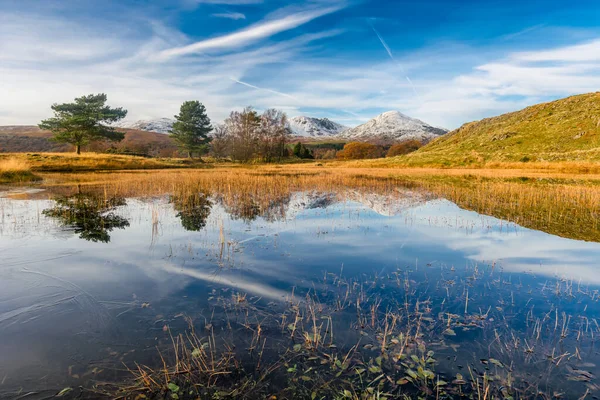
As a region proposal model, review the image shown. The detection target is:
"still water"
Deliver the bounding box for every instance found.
[1,185,599,399]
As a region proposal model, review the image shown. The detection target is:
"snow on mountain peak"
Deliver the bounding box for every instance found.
[114,118,175,134]
[289,116,349,137]
[341,111,447,142]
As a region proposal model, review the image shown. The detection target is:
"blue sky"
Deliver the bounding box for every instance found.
[0,0,599,129]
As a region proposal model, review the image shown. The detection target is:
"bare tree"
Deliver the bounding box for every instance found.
[224,107,261,163]
[210,124,230,160]
[258,108,291,162]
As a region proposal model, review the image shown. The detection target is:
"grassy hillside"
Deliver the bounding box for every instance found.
[380,92,600,166]
[0,126,179,156]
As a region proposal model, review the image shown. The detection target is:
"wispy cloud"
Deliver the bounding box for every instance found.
[230,78,300,101]
[0,2,599,131]
[212,12,246,20]
[368,20,420,99]
[156,4,345,60]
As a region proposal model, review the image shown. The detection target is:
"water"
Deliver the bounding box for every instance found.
[1,185,599,399]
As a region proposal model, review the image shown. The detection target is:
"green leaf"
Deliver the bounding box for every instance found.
[167,382,180,393]
[191,348,201,358]
[489,358,504,368]
[57,387,72,397]
[293,344,302,352]
[406,369,418,379]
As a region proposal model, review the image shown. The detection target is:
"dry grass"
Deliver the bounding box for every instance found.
[0,157,40,183]
[0,152,209,172]
[0,157,30,172]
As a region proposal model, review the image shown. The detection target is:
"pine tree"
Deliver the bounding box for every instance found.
[293,142,303,158]
[38,93,127,154]
[170,101,213,158]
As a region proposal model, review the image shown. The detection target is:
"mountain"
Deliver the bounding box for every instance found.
[113,118,174,134]
[395,92,600,165]
[0,126,179,156]
[289,116,348,138]
[340,111,447,142]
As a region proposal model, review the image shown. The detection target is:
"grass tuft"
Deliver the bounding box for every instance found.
[0,157,41,183]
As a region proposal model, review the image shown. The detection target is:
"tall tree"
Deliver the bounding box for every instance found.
[38,93,127,154]
[258,109,291,162]
[224,107,261,163]
[170,101,213,158]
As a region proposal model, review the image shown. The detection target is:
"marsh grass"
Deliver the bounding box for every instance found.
[0,157,41,183]
[0,152,211,172]
[10,165,600,399]
[36,165,600,242]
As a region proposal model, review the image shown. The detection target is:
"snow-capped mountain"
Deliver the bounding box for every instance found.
[114,118,174,134]
[289,116,348,137]
[340,111,447,142]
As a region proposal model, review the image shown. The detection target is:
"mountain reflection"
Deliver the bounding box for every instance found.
[171,192,212,231]
[43,192,130,242]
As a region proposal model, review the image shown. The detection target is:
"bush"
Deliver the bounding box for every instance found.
[336,142,385,160]
[386,140,423,157]
[313,148,337,159]
[292,142,313,159]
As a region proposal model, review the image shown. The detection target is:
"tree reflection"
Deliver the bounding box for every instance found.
[43,192,130,243]
[171,192,212,231]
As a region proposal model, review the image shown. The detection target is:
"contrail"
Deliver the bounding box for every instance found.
[230,78,300,101]
[230,78,363,124]
[368,20,420,99]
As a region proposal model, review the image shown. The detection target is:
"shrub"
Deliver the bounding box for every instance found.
[386,140,423,157]
[336,142,384,160]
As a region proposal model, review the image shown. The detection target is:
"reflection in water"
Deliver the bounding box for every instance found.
[171,192,212,231]
[43,192,130,242]
[1,179,600,398]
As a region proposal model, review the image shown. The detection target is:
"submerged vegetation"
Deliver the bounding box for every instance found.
[88,265,600,399]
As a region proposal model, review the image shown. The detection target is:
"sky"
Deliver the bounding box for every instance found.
[0,0,599,129]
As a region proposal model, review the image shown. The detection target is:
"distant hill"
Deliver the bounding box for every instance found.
[396,92,600,165]
[340,111,447,143]
[113,118,174,134]
[0,126,180,156]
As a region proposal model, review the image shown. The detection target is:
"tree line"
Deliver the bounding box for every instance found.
[38,93,296,161]
[38,93,423,161]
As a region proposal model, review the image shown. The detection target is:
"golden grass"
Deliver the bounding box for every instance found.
[0,157,30,172]
[0,157,40,183]
[0,152,210,172]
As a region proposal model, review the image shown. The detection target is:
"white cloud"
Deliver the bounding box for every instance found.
[0,5,599,130]
[212,12,246,20]
[156,4,345,60]
[513,39,600,62]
